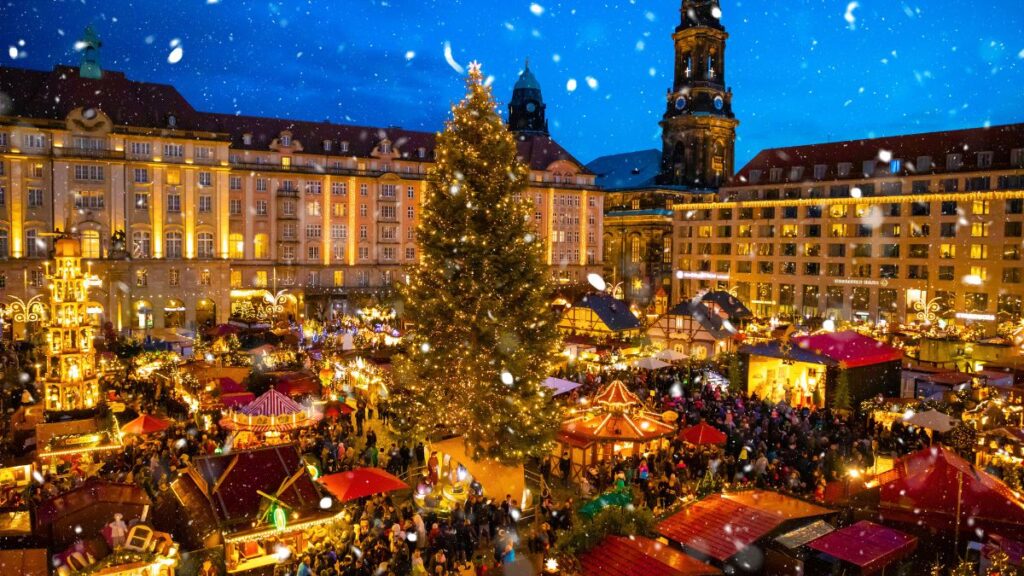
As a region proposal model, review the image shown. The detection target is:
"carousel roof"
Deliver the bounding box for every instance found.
[241,388,305,417]
[594,380,642,408]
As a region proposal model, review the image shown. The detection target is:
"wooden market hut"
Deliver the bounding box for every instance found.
[219,388,321,448]
[740,331,902,409]
[157,445,340,574]
[699,290,753,328]
[558,292,641,340]
[647,300,737,360]
[35,479,152,550]
[557,380,676,480]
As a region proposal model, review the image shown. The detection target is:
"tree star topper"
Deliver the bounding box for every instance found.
[467,60,483,77]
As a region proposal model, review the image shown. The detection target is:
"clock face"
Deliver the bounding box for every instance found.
[714,95,725,110]
[674,96,687,111]
[526,102,537,113]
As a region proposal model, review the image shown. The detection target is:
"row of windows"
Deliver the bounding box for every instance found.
[688,256,1022,282]
[747,151,1024,185]
[694,199,1022,224]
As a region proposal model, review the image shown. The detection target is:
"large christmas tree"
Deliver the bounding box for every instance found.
[392,63,562,465]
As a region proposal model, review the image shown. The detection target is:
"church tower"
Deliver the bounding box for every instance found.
[78,25,103,80]
[507,60,549,135]
[658,0,738,188]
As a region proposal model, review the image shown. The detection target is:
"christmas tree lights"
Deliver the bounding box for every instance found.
[391,62,562,465]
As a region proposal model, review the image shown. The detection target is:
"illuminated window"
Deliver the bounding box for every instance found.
[230,269,241,288]
[940,244,956,259]
[197,232,215,258]
[971,223,990,238]
[229,233,244,259]
[253,233,269,259]
[630,236,641,263]
[971,244,989,259]
[333,270,345,287]
[254,270,268,287]
[81,230,100,259]
[165,232,183,259]
[973,200,990,215]
[829,204,848,218]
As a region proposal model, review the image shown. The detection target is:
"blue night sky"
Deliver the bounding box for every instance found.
[2,0,1022,167]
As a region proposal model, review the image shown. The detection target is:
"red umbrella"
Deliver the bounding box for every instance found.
[324,402,354,419]
[121,414,172,435]
[319,468,409,502]
[679,422,727,445]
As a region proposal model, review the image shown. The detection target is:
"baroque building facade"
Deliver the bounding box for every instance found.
[0,35,601,333]
[589,0,737,307]
[672,124,1024,325]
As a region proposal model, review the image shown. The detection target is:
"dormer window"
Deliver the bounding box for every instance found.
[242,133,253,146]
[916,155,932,171]
[380,140,392,154]
[889,159,902,174]
[947,153,962,170]
[417,147,426,159]
[976,151,993,168]
[1011,149,1024,167]
[769,168,783,183]
[837,162,852,177]
[340,141,349,153]
[789,166,804,181]
[862,160,876,177]
[167,114,176,128]
[813,164,827,180]
[323,139,332,152]
[748,169,762,184]
[280,134,292,147]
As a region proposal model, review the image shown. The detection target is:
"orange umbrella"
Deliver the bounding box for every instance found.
[319,468,409,502]
[120,414,172,435]
[679,422,727,445]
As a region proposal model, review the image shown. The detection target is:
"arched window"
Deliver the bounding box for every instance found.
[165,231,182,259]
[229,233,244,259]
[81,230,101,259]
[630,235,642,263]
[197,232,215,259]
[253,233,269,259]
[132,231,151,258]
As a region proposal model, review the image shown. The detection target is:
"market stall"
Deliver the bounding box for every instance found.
[557,380,677,481]
[805,521,917,575]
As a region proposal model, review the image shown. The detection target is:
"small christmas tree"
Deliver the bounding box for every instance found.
[392,62,562,465]
[831,368,852,412]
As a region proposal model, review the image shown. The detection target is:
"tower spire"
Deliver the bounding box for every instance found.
[507,59,548,136]
[78,25,103,79]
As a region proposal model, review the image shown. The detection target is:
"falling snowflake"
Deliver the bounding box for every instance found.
[585,76,599,89]
[529,3,544,16]
[405,50,416,61]
[586,273,606,291]
[443,41,463,73]
[566,78,578,92]
[844,1,859,29]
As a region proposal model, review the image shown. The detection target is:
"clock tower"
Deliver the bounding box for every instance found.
[658,0,738,188]
[508,60,549,135]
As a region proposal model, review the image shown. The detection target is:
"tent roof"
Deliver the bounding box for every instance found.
[240,388,305,416]
[792,331,903,368]
[679,422,728,445]
[876,446,1024,540]
[658,491,832,562]
[580,535,721,576]
[431,436,525,504]
[542,377,582,396]
[594,380,641,407]
[903,408,959,433]
[807,521,917,573]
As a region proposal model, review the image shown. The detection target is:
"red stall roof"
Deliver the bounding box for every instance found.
[876,446,1024,541]
[792,331,903,369]
[658,491,832,562]
[807,521,917,575]
[580,536,721,576]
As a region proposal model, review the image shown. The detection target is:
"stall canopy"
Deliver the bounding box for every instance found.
[120,414,172,435]
[807,521,917,575]
[679,423,727,446]
[658,491,832,562]
[793,331,903,368]
[875,446,1024,540]
[902,408,959,433]
[634,357,671,370]
[542,377,582,397]
[580,535,721,576]
[432,436,524,505]
[656,349,688,362]
[319,468,408,502]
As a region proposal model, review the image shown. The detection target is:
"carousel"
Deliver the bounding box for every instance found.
[557,380,677,481]
[219,388,321,448]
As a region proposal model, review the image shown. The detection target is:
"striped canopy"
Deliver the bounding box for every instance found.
[241,388,305,417]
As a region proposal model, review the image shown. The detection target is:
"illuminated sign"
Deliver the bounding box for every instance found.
[834,278,888,287]
[955,312,996,322]
[675,271,730,281]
